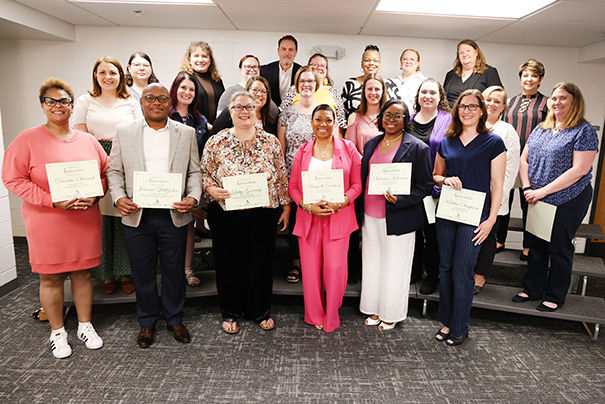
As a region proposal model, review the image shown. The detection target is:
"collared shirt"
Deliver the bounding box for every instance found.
[279,64,293,101]
[201,128,291,210]
[143,119,170,173]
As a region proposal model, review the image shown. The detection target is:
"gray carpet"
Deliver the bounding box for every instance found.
[1,243,605,403]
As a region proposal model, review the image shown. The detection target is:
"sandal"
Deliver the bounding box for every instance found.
[222,318,239,334]
[32,308,49,322]
[435,327,449,341]
[259,318,275,331]
[315,324,323,330]
[378,321,396,331]
[185,268,201,287]
[286,267,301,283]
[365,316,381,326]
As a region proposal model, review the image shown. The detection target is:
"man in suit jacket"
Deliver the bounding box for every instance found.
[261,35,302,107]
[108,83,202,348]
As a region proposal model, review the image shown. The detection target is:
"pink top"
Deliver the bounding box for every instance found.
[2,126,108,274]
[346,113,380,154]
[364,144,398,219]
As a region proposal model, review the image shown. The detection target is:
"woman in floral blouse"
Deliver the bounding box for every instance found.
[202,91,291,334]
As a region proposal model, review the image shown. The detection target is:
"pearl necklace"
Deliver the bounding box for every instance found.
[384,133,402,146]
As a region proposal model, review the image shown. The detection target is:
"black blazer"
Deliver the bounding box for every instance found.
[356,133,433,235]
[191,73,225,125]
[260,61,302,107]
[443,65,502,107]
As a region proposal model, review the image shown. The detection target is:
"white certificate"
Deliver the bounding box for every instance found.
[368,163,412,195]
[526,201,557,242]
[436,186,486,226]
[423,195,437,225]
[132,171,182,209]
[301,169,345,204]
[45,160,104,203]
[222,173,270,211]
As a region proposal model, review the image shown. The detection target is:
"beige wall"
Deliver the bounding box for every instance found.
[1,26,604,250]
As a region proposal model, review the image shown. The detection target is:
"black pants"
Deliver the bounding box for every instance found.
[474,217,501,277]
[411,215,440,283]
[287,202,300,261]
[208,202,278,322]
[522,186,592,305]
[496,188,529,248]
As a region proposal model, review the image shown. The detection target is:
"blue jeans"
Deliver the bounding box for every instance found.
[436,218,483,338]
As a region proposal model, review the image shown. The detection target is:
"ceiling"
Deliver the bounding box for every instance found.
[4,0,605,48]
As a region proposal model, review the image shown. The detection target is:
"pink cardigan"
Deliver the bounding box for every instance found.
[289,136,362,240]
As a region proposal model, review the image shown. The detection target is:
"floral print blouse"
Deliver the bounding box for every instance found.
[277,105,315,175]
[201,128,291,210]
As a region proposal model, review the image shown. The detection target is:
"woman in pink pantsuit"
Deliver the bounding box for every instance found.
[289,104,362,332]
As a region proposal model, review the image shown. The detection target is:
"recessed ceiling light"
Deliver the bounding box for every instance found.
[69,0,214,5]
[375,0,557,19]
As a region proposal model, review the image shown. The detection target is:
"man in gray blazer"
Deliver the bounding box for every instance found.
[108,83,202,348]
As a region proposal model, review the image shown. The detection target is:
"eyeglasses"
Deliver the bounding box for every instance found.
[383,112,403,121]
[242,65,259,71]
[43,97,72,107]
[143,94,170,104]
[230,104,256,112]
[250,88,268,95]
[299,79,316,85]
[310,62,327,69]
[131,62,151,69]
[363,58,380,64]
[458,103,480,111]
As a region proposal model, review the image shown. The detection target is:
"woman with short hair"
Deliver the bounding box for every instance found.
[342,45,381,118]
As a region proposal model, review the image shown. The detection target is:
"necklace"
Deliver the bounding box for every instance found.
[315,142,333,160]
[44,124,73,142]
[384,133,403,146]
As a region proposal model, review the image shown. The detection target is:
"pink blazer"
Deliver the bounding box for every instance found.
[289,136,362,240]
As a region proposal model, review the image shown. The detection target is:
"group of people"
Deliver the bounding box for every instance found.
[1,35,599,358]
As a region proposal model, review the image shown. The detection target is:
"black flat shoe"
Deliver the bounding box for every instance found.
[446,332,468,346]
[512,294,530,303]
[519,252,529,261]
[420,278,438,295]
[536,302,559,312]
[495,245,505,254]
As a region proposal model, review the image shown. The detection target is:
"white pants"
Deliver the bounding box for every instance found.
[360,215,415,323]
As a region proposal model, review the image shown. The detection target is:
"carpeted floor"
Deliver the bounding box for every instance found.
[1,243,605,403]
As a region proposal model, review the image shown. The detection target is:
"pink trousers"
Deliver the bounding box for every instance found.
[299,216,350,333]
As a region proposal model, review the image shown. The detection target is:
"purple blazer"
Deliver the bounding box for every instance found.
[289,136,362,240]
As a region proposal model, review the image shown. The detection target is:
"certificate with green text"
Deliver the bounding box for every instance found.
[301,169,345,204]
[223,173,270,211]
[436,186,486,226]
[367,163,412,195]
[45,160,104,203]
[132,171,182,209]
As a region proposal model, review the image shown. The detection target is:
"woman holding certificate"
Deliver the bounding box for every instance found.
[2,78,107,358]
[289,104,362,332]
[513,82,598,312]
[277,66,321,283]
[357,100,433,330]
[73,56,143,295]
[409,78,452,294]
[202,91,291,334]
[433,89,506,346]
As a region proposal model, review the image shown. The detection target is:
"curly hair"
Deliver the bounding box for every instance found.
[414,78,451,114]
[39,77,74,104]
[179,41,222,83]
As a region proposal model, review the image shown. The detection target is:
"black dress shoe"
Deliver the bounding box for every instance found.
[519,252,529,261]
[495,245,505,254]
[167,323,191,343]
[512,294,530,303]
[536,302,559,312]
[137,326,155,348]
[419,278,438,295]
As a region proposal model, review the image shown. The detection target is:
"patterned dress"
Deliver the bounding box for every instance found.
[277,106,315,175]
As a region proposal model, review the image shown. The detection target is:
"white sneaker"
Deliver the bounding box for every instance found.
[50,330,72,359]
[77,323,103,349]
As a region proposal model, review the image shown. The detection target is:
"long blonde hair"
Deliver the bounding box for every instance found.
[541,82,587,130]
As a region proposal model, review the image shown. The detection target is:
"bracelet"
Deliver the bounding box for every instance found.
[338,202,343,211]
[522,186,533,192]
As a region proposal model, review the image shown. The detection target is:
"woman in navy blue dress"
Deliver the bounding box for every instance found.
[433,89,506,346]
